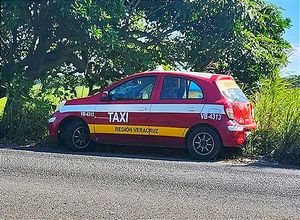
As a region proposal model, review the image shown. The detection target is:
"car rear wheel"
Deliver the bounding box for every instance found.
[187,126,222,160]
[62,121,91,151]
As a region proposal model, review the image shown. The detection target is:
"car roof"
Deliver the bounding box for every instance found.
[131,70,232,82]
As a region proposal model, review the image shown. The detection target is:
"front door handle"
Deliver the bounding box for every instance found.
[138,107,147,111]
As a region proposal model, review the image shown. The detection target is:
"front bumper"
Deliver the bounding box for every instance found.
[48,114,60,139]
[48,122,58,138]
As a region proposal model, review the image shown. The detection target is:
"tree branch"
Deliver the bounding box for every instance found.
[0,36,9,50]
[146,1,175,18]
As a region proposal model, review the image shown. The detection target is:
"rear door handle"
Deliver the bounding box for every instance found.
[187,107,196,112]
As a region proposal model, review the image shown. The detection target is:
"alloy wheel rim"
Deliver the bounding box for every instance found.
[72,126,90,149]
[192,132,215,156]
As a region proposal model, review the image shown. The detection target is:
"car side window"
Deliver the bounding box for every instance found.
[160,76,203,99]
[188,81,204,99]
[109,76,156,101]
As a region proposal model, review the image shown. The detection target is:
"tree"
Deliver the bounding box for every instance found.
[164,0,291,86]
[1,0,291,98]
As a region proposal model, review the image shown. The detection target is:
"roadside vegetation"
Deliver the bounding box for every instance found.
[245,75,300,166]
[0,0,298,165]
[0,74,89,142]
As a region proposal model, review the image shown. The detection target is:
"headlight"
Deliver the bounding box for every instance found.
[48,116,56,123]
[55,100,66,112]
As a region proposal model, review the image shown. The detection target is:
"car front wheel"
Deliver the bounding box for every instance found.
[62,121,91,151]
[187,126,222,160]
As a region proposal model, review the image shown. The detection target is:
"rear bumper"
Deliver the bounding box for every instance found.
[221,121,256,147]
[227,122,257,132]
[244,123,257,130]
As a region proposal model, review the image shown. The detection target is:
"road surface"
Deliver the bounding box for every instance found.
[0,146,299,219]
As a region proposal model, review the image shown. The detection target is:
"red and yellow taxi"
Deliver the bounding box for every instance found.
[48,70,256,160]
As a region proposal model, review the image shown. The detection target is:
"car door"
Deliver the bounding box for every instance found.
[93,75,158,145]
[148,75,207,147]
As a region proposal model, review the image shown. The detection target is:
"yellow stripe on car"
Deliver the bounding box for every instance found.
[88,124,188,137]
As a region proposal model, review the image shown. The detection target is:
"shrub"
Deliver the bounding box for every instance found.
[1,96,54,143]
[245,76,300,166]
[0,77,55,143]
[0,72,92,143]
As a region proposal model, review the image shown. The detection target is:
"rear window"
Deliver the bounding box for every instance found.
[216,80,248,103]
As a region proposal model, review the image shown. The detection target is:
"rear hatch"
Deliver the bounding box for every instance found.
[216,79,255,126]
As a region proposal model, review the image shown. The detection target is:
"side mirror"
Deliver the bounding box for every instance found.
[100,91,109,101]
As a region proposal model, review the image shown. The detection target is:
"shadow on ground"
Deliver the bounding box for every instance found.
[0,141,246,163]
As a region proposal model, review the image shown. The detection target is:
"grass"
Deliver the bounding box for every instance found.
[0,84,91,142]
[0,85,90,116]
[245,76,300,166]
[0,97,7,118]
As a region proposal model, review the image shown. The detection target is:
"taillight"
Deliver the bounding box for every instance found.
[226,108,235,120]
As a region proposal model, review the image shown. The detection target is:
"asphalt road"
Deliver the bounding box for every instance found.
[0,146,300,219]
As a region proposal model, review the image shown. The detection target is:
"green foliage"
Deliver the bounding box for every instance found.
[246,76,300,166]
[0,97,7,118]
[41,74,86,101]
[178,0,291,87]
[1,76,54,142]
[1,0,291,96]
[1,95,53,143]
[0,71,93,142]
[285,75,300,88]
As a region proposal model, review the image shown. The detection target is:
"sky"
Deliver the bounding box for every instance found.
[267,0,300,76]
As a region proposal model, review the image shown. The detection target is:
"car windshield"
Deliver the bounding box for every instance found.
[216,79,248,103]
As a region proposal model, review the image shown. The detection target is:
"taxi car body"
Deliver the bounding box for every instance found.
[48,70,256,160]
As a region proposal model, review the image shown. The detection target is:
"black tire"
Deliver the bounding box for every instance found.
[187,126,222,160]
[61,120,91,151]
